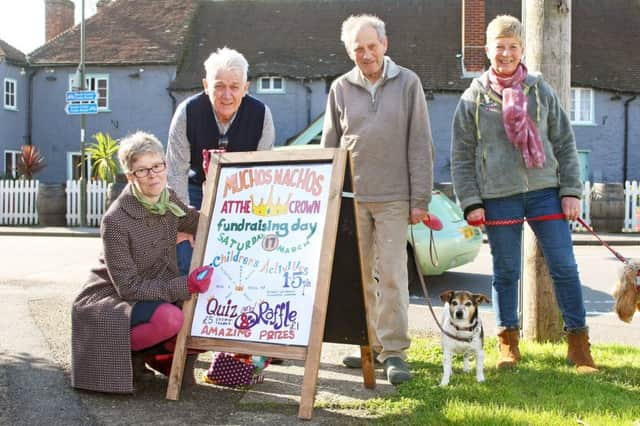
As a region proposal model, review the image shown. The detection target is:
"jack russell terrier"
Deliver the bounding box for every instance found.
[439,290,490,386]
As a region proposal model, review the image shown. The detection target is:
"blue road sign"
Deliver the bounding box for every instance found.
[66,90,97,102]
[66,102,98,115]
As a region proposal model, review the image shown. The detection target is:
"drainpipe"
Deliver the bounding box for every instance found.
[167,87,177,113]
[623,95,637,183]
[303,79,312,125]
[25,68,37,145]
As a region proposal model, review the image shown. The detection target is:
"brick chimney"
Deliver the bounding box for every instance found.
[462,0,486,75]
[45,0,75,42]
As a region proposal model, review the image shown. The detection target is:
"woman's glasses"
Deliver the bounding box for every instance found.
[131,161,167,178]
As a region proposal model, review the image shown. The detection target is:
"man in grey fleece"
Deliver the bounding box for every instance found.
[321,14,434,385]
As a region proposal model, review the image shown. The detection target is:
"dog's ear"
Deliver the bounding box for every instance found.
[473,293,490,305]
[440,290,455,303]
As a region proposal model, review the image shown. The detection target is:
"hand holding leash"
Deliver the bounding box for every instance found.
[188,265,214,294]
[422,213,443,230]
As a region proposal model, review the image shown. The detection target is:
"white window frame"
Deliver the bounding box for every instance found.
[67,152,93,181]
[570,87,594,125]
[4,149,21,178]
[4,78,17,110]
[257,76,286,94]
[68,73,110,111]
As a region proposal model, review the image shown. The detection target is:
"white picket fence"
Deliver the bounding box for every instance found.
[624,180,640,232]
[0,179,109,227]
[0,180,39,225]
[66,180,109,226]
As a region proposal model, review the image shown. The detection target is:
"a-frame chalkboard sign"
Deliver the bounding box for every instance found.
[166,148,376,419]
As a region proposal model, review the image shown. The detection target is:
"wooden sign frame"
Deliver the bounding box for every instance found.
[166,148,375,419]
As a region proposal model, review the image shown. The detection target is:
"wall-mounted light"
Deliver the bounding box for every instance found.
[128,68,145,79]
[20,67,26,75]
[426,90,434,100]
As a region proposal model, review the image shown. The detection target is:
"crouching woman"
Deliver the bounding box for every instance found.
[71,131,212,393]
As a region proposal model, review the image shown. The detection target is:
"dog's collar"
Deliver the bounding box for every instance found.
[448,318,479,332]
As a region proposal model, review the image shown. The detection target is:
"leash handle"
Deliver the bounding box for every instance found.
[409,225,473,343]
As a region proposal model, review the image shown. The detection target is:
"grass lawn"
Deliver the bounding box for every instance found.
[355,337,640,425]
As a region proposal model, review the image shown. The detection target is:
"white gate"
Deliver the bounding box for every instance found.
[66,180,109,226]
[624,180,640,232]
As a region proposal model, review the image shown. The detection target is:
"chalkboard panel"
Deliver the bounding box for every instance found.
[323,194,369,345]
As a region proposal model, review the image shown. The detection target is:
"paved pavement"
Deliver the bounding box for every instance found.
[0,225,638,424]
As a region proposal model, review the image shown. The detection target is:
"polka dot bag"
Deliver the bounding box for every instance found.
[203,352,271,387]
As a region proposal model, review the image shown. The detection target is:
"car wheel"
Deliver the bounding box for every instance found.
[406,246,424,297]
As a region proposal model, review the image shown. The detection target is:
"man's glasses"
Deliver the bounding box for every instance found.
[131,161,167,178]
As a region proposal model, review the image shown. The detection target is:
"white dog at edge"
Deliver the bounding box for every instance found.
[439,290,490,386]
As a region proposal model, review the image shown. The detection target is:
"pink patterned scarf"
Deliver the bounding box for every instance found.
[488,64,545,168]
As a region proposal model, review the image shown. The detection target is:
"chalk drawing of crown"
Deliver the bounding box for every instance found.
[250,186,292,217]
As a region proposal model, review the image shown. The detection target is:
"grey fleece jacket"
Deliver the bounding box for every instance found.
[321,57,434,209]
[451,71,582,211]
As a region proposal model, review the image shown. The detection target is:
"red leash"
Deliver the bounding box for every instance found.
[468,213,630,264]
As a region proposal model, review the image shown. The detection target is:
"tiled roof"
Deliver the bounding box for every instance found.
[28,0,198,66]
[173,0,640,94]
[569,0,640,93]
[0,39,27,65]
[170,0,470,91]
[26,0,640,93]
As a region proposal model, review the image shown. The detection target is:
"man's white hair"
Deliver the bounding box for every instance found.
[340,14,386,48]
[203,47,249,83]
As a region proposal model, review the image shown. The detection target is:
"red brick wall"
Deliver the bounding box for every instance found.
[45,0,74,42]
[462,0,486,73]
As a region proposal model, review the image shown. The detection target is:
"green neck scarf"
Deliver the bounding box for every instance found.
[131,185,185,217]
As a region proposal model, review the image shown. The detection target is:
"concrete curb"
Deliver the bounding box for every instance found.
[0,226,100,237]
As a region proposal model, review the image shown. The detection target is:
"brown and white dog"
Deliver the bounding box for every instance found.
[439,290,490,386]
[612,260,640,323]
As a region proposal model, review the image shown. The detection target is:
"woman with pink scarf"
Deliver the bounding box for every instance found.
[451,15,597,373]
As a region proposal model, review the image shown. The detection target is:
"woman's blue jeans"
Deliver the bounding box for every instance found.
[484,187,586,331]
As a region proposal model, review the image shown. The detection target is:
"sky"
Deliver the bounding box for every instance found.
[0,0,98,54]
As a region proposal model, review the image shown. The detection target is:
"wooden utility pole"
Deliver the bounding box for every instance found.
[521,0,572,342]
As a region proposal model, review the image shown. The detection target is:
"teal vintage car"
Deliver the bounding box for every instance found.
[408,190,483,280]
[280,114,483,285]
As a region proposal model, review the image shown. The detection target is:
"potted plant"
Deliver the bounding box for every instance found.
[17,144,46,179]
[86,132,125,208]
[17,145,66,226]
[86,132,120,183]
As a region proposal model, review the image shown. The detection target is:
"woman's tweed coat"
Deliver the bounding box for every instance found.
[71,185,200,393]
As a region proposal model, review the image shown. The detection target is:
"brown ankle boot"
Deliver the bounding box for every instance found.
[497,329,521,368]
[567,329,598,373]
